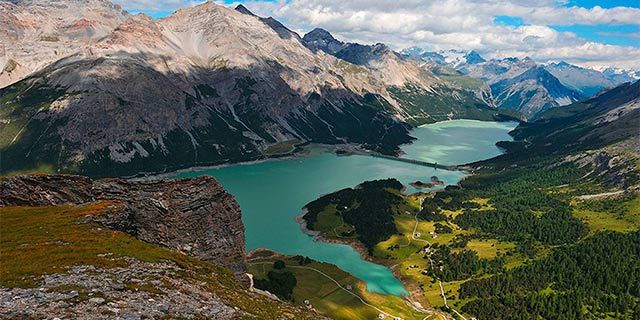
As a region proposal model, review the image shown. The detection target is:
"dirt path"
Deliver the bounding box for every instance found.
[575,190,624,200]
[409,214,467,320]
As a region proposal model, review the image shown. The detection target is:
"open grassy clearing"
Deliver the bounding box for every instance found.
[310,203,359,240]
[248,256,426,320]
[0,164,55,177]
[572,209,640,233]
[371,193,529,314]
[461,239,516,259]
[572,193,640,234]
[439,75,486,89]
[263,139,301,155]
[301,172,640,318]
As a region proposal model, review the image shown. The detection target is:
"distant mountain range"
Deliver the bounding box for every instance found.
[401,47,486,68]
[401,47,638,119]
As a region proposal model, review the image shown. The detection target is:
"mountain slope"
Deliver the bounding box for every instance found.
[544,61,622,97]
[0,0,128,88]
[490,66,584,119]
[402,49,586,119]
[0,1,518,176]
[302,28,513,124]
[0,2,415,177]
[302,27,438,87]
[506,80,639,155]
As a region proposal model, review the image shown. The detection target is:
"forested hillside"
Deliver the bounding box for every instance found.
[299,81,640,319]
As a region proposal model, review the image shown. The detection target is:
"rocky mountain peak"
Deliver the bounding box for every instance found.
[302,27,346,54]
[234,4,255,16]
[400,46,425,57]
[0,0,130,87]
[234,3,300,40]
[464,50,486,64]
[303,28,337,42]
[97,13,164,51]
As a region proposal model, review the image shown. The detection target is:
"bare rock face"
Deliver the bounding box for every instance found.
[93,177,248,280]
[0,174,94,205]
[0,0,128,88]
[0,174,248,282]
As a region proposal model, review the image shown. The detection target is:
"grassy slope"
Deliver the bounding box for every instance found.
[293,81,640,319]
[372,196,524,313]
[248,256,429,320]
[0,204,318,319]
[303,186,527,316]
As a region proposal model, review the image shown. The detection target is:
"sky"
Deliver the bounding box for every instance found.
[117,0,640,70]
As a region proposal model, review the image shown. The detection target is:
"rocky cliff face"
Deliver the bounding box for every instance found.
[0,0,128,88]
[0,174,248,281]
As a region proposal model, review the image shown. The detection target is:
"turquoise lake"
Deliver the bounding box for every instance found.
[174,119,518,296]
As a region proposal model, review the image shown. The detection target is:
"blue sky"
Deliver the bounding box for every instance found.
[115,0,640,69]
[564,0,640,9]
[494,1,640,48]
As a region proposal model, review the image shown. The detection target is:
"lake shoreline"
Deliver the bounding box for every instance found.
[169,119,517,298]
[295,210,376,264]
[132,119,516,181]
[137,142,373,181]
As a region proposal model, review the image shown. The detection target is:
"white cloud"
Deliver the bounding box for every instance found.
[236,0,640,69]
[113,0,640,69]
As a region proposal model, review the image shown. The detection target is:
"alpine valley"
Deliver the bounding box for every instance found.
[0,1,639,320]
[3,0,518,177]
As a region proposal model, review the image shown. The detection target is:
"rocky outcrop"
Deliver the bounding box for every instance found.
[563,138,640,190]
[0,174,248,281]
[1,259,239,319]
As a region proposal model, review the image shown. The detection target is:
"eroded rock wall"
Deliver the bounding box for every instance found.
[0,174,247,281]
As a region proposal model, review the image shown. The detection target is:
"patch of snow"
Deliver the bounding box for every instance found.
[554,96,573,106]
